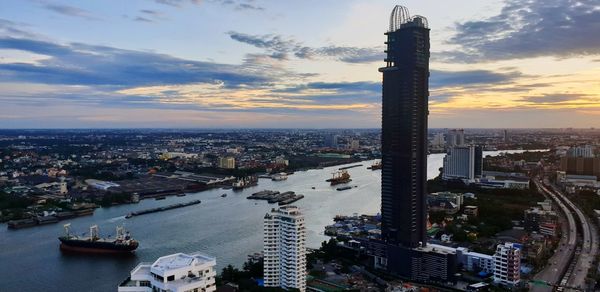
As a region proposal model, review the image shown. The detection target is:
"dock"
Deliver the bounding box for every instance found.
[247,190,304,205]
[125,200,201,218]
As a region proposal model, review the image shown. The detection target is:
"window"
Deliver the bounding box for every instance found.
[167,275,175,282]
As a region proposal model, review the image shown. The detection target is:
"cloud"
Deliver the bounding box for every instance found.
[430,69,522,88]
[235,3,264,11]
[0,18,38,39]
[228,31,383,63]
[134,17,154,23]
[520,93,594,105]
[153,0,264,11]
[0,37,276,88]
[443,0,600,61]
[43,4,99,21]
[153,0,201,7]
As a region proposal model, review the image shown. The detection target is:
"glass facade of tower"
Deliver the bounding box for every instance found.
[379,15,430,248]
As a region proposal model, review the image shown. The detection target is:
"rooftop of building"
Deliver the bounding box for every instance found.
[152,252,215,274]
[414,243,457,255]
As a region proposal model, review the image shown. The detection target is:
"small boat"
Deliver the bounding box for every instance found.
[176,193,186,197]
[221,193,227,198]
[155,196,166,200]
[271,173,288,181]
[336,186,352,191]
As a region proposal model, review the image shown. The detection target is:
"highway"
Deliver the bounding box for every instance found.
[547,182,599,291]
[531,178,578,292]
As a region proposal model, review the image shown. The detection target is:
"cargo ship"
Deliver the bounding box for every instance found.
[367,161,382,170]
[326,170,352,185]
[59,224,138,253]
[232,176,258,190]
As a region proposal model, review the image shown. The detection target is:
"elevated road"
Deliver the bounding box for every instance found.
[547,182,598,291]
[531,178,577,292]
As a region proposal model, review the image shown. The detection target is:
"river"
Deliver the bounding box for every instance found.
[0,149,541,291]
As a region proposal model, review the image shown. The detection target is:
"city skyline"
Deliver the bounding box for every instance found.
[1,0,599,128]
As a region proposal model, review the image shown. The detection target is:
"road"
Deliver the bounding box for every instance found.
[548,182,599,291]
[531,178,578,292]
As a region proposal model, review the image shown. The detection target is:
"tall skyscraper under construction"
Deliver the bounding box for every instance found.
[372,6,456,284]
[379,5,430,248]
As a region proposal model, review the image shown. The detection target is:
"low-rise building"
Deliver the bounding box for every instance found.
[524,205,558,237]
[118,251,217,292]
[464,205,478,217]
[493,243,521,287]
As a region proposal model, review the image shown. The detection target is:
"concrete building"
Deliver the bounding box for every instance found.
[349,139,360,150]
[431,133,445,150]
[218,157,235,169]
[446,129,465,147]
[524,205,558,236]
[263,206,306,292]
[428,192,464,214]
[560,157,600,178]
[118,251,217,292]
[442,145,483,181]
[464,205,478,217]
[493,243,521,287]
[456,247,494,274]
[567,145,594,158]
[324,134,339,148]
[374,5,458,284]
[380,4,429,250]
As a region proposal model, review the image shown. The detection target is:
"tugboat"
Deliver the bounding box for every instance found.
[367,161,382,170]
[271,173,288,181]
[326,170,352,185]
[59,224,138,253]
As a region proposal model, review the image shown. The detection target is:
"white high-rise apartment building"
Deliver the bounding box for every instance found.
[493,242,521,286]
[263,206,306,292]
[118,251,217,292]
[443,145,482,181]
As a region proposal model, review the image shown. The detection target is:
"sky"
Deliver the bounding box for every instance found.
[0,0,599,129]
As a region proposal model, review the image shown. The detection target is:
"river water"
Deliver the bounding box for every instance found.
[0,150,537,291]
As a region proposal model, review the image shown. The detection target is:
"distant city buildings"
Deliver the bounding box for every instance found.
[118,251,217,292]
[263,206,306,292]
[349,139,360,150]
[218,157,236,169]
[430,133,445,151]
[567,145,595,158]
[442,145,483,181]
[324,134,339,148]
[446,129,465,147]
[560,156,600,179]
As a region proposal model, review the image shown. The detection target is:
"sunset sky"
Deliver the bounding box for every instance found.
[0,0,599,128]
